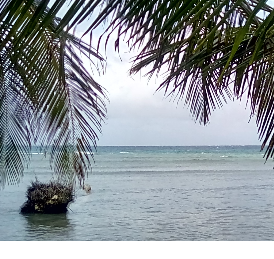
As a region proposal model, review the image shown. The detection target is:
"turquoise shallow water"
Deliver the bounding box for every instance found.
[1,145,274,240]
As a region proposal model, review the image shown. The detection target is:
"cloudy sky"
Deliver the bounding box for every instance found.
[71,3,271,147]
[90,43,261,146]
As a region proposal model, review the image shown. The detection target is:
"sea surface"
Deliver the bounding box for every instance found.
[1,145,274,241]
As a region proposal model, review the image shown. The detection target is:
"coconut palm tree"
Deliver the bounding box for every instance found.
[2,0,274,188]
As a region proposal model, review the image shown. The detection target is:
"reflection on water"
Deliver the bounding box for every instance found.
[24,213,70,228]
[22,213,74,240]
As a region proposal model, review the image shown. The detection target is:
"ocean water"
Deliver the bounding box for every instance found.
[1,145,274,240]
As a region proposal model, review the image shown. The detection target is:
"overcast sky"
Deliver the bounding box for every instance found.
[73,2,272,147]
[89,42,261,146]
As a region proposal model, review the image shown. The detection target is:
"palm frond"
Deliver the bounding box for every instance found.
[85,0,263,121]
[79,0,274,159]
[39,32,107,186]
[0,0,107,188]
[0,47,32,187]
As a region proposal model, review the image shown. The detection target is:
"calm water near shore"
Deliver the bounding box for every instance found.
[1,145,274,240]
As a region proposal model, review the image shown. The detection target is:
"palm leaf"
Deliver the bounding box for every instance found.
[0,47,32,187]
[78,0,274,159]
[0,0,107,188]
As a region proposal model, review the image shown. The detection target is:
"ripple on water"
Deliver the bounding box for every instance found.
[1,146,274,240]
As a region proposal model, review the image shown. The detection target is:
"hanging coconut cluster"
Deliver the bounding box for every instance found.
[20,180,74,214]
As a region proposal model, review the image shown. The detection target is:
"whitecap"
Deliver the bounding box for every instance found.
[77,152,91,155]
